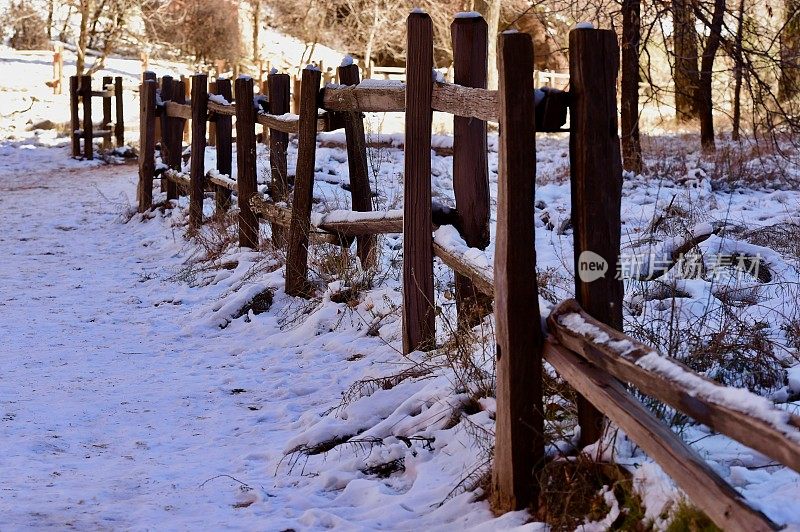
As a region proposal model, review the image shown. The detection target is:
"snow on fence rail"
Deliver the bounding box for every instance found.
[135,12,800,530]
[69,74,125,160]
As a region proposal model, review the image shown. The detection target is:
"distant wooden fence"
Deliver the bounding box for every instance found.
[69,74,125,160]
[136,12,800,530]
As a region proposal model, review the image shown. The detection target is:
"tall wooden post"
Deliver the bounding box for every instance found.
[53,44,63,95]
[189,74,208,229]
[402,11,436,354]
[569,28,624,447]
[260,79,270,143]
[235,77,259,248]
[114,76,124,147]
[180,74,190,144]
[208,80,217,147]
[81,75,93,160]
[143,72,159,151]
[69,76,80,157]
[102,76,112,150]
[491,30,545,513]
[451,14,492,329]
[214,78,233,212]
[338,63,375,268]
[160,76,179,201]
[267,72,290,246]
[137,79,157,213]
[285,67,322,297]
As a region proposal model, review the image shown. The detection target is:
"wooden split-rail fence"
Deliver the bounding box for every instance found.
[69,74,125,160]
[136,13,800,530]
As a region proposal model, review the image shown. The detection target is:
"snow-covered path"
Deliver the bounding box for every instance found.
[0,162,267,529]
[0,153,521,531]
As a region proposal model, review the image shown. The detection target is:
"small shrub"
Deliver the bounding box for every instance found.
[2,2,49,50]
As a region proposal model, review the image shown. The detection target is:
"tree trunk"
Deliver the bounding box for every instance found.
[673,0,699,121]
[621,0,642,173]
[76,0,91,76]
[46,0,54,40]
[252,0,261,63]
[364,2,380,72]
[732,0,745,140]
[695,0,726,151]
[486,0,501,90]
[780,0,800,101]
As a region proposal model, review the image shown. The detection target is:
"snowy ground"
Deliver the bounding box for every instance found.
[3,46,800,530]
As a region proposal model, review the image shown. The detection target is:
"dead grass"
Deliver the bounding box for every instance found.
[537,457,649,531]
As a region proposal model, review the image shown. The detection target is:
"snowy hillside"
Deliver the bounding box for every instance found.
[2,45,800,530]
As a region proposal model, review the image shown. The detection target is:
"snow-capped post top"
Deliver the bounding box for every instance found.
[411,7,425,14]
[502,29,520,34]
[574,22,595,30]
[341,55,354,67]
[269,67,278,75]
[454,11,482,18]
[237,74,252,81]
[305,64,321,72]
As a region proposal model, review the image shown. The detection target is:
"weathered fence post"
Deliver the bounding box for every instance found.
[267,72,290,246]
[81,75,93,160]
[137,79,157,213]
[569,28,624,447]
[102,75,112,149]
[292,75,301,114]
[114,76,124,147]
[69,76,80,157]
[214,78,233,212]
[338,63,375,268]
[160,76,181,201]
[402,11,436,354]
[285,67,322,297]
[208,80,217,147]
[189,73,208,229]
[53,44,63,95]
[180,74,191,144]
[235,76,259,249]
[492,29,545,514]
[451,14,492,329]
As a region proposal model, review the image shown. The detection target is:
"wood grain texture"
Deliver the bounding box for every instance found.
[548,299,800,475]
[491,30,545,514]
[214,79,233,212]
[207,100,235,116]
[338,64,375,268]
[114,77,124,147]
[451,15,492,329]
[165,101,192,119]
[267,72,290,246]
[137,79,156,212]
[569,28,624,446]
[322,83,498,122]
[285,68,322,297]
[432,242,494,299]
[189,74,208,228]
[69,76,80,156]
[402,12,436,354]
[81,75,93,160]
[543,341,779,532]
[235,77,259,249]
